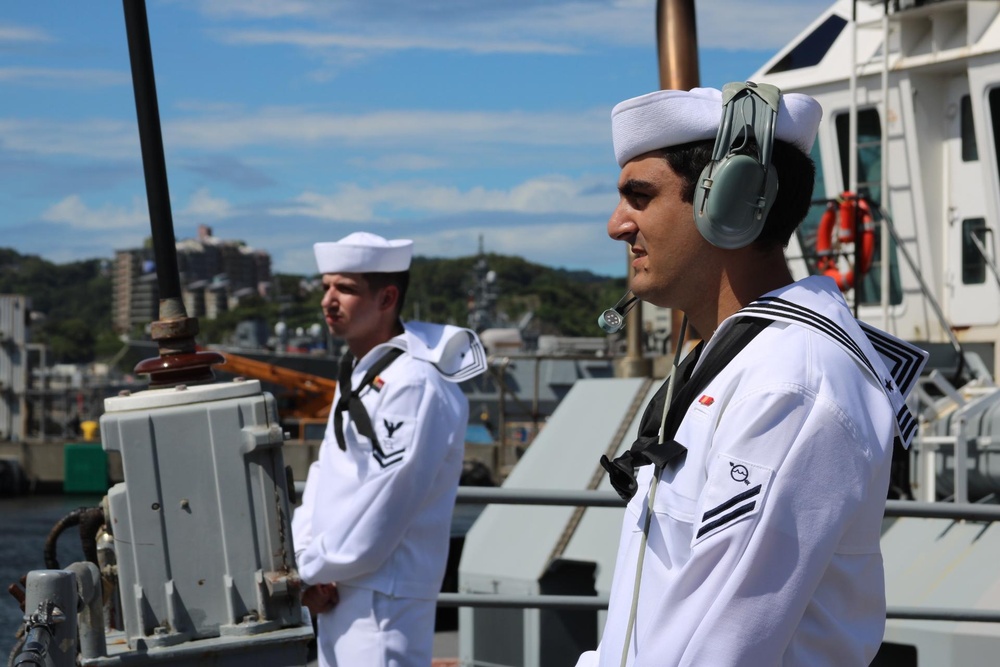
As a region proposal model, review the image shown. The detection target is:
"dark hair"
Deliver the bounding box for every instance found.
[658,138,816,249]
[363,270,410,316]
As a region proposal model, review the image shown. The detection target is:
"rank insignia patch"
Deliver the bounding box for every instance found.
[372,411,414,469]
[693,453,775,545]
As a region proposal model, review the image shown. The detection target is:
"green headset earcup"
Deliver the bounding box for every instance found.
[692,81,782,249]
[693,155,778,249]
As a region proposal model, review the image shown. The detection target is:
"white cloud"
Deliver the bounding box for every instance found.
[40,195,149,230]
[271,188,378,223]
[0,106,606,160]
[185,0,647,57]
[350,154,447,172]
[167,108,608,151]
[0,25,52,44]
[218,29,578,56]
[181,188,233,219]
[181,0,319,19]
[697,0,831,51]
[173,100,246,114]
[0,67,130,88]
[457,1,651,50]
[0,119,138,159]
[269,174,613,222]
[195,0,827,59]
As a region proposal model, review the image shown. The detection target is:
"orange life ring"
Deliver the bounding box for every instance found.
[815,192,875,291]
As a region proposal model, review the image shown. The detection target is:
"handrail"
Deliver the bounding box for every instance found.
[290,481,1000,622]
[292,482,1000,520]
[292,481,1000,520]
[452,486,1000,521]
[441,487,1000,623]
[435,593,1000,622]
[438,593,609,611]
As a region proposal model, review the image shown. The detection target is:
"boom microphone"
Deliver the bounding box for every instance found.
[598,290,639,334]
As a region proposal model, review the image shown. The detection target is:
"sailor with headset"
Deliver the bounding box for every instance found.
[579,83,927,666]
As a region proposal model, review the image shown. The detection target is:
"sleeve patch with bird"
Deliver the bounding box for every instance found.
[372,412,416,468]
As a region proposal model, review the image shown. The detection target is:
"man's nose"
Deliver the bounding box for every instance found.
[608,204,636,241]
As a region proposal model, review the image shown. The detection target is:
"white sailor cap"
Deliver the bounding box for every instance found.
[314,232,413,274]
[611,85,823,167]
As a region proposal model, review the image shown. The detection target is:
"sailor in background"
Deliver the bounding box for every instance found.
[577,84,927,666]
[292,231,487,667]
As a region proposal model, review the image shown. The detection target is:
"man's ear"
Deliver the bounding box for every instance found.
[379,285,399,313]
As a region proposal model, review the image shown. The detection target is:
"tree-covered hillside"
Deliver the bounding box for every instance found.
[0,248,625,363]
[408,254,626,336]
[0,249,120,363]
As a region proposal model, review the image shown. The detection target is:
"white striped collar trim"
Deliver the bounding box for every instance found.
[737,294,927,448]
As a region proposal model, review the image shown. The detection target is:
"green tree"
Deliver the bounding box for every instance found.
[39,318,95,364]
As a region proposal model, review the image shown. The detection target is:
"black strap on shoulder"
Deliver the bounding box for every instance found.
[601,316,770,501]
[334,347,406,451]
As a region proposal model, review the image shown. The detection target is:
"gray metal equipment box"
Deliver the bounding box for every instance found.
[99,378,307,654]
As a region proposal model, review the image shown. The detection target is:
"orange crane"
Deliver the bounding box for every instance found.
[215,351,338,438]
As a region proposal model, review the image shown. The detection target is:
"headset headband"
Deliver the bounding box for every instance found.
[711,81,780,188]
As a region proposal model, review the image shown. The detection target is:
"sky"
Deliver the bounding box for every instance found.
[0,0,833,278]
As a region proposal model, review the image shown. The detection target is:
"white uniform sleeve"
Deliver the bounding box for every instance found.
[296,378,463,585]
[633,385,886,665]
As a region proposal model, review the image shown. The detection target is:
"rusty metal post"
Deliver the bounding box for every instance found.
[657,0,700,91]
[659,0,701,353]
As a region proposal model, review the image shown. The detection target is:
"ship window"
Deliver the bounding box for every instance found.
[836,110,883,194]
[834,108,903,305]
[990,88,1000,185]
[767,14,847,74]
[961,94,978,162]
[962,217,988,284]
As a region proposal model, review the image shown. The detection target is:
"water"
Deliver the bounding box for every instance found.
[0,494,102,662]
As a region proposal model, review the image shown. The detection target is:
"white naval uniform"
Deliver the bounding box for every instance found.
[293,322,486,667]
[577,276,927,667]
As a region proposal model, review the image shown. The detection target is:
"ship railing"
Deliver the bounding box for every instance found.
[911,365,1000,504]
[292,481,1000,622]
[432,486,1000,623]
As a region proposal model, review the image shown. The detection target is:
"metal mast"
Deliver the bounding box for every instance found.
[122,0,223,386]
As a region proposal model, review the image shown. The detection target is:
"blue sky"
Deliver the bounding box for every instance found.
[0,0,831,277]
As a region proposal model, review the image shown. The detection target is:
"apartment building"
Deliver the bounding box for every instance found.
[112,225,271,334]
